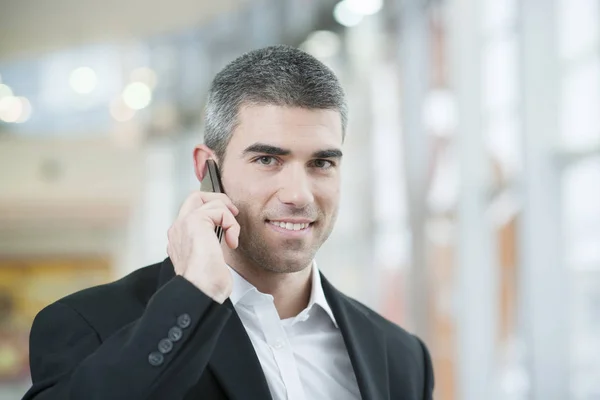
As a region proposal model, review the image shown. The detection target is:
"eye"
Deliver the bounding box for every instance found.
[254,156,277,166]
[312,159,334,169]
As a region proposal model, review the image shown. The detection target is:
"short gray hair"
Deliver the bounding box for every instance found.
[203,45,348,161]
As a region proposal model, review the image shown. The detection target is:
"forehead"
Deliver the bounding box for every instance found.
[229,104,343,149]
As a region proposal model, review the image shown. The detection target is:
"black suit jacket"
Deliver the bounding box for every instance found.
[23,258,434,399]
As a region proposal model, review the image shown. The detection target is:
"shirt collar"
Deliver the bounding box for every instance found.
[307,260,338,327]
[227,261,338,328]
[227,265,275,306]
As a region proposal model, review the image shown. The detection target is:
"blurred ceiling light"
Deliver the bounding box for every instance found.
[130,67,158,90]
[334,1,364,27]
[15,97,32,123]
[0,84,13,100]
[70,67,98,94]
[301,31,341,59]
[122,82,152,110]
[110,97,136,122]
[0,96,23,123]
[345,0,383,16]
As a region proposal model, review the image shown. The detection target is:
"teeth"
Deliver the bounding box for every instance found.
[270,221,310,231]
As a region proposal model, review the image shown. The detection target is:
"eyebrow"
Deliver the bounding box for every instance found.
[242,143,343,159]
[243,143,290,156]
[313,149,343,159]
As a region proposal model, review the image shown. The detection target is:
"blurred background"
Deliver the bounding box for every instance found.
[0,0,599,399]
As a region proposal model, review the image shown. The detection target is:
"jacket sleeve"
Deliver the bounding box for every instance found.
[22,276,232,400]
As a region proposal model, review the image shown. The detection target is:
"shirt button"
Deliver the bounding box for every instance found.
[168,326,183,342]
[272,339,285,350]
[158,338,173,354]
[177,313,191,329]
[148,351,164,366]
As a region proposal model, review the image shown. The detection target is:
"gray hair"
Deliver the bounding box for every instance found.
[203,45,348,162]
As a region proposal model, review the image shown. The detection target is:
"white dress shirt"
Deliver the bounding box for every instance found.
[227,262,361,400]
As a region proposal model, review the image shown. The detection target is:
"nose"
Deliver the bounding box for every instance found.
[276,164,314,208]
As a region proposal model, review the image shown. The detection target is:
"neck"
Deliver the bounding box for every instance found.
[224,254,313,320]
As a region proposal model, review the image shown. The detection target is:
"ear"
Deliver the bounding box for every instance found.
[193,144,218,183]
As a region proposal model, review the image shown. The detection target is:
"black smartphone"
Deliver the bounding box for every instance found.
[200,159,225,242]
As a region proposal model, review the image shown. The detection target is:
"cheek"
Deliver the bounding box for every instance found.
[223,171,256,200]
[316,181,340,210]
[225,178,272,218]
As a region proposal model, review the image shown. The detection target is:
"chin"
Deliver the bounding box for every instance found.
[260,263,310,274]
[249,249,314,274]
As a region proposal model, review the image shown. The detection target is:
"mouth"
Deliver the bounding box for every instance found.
[266,219,314,233]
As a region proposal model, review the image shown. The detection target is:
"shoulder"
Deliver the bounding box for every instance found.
[321,272,430,364]
[59,261,162,308]
[339,292,431,366]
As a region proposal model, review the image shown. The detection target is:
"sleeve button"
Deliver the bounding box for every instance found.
[168,326,183,342]
[158,338,173,354]
[177,313,191,329]
[148,351,164,366]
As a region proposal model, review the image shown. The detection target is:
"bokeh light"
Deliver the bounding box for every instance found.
[0,84,14,100]
[0,96,23,123]
[333,1,364,27]
[122,82,152,110]
[69,67,98,94]
[345,0,383,16]
[15,97,32,123]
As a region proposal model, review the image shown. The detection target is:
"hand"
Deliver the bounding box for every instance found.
[167,191,240,303]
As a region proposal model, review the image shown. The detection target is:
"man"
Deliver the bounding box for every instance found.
[24,45,434,400]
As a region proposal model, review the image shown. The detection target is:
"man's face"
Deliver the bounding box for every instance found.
[220,104,343,274]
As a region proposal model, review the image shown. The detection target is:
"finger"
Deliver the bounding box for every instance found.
[209,193,239,216]
[198,192,238,215]
[178,191,207,218]
[194,207,240,242]
[199,198,239,215]
[179,191,239,218]
[220,210,241,249]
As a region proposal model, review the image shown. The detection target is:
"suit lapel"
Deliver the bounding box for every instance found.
[321,273,390,400]
[207,299,273,400]
[157,259,272,400]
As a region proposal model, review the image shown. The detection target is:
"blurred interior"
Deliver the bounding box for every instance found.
[1,0,599,399]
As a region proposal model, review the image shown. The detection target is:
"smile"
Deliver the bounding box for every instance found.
[267,220,312,231]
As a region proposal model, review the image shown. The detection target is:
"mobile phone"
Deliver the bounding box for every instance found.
[200,159,225,242]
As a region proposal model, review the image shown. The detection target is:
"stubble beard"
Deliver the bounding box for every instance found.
[228,203,338,275]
